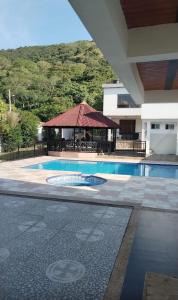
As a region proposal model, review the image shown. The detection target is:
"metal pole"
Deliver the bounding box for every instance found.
[8,89,12,112]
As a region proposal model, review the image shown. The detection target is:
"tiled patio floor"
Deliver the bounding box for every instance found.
[0,194,131,300]
[0,156,178,211]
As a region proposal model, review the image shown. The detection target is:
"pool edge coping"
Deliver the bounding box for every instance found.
[0,189,178,214]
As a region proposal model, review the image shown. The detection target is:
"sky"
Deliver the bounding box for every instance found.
[0,0,92,50]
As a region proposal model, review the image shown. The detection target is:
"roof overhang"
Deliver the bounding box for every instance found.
[69,0,144,105]
[69,0,178,104]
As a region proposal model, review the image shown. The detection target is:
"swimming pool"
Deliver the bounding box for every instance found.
[26,159,178,180]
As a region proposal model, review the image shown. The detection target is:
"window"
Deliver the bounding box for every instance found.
[117,95,129,108]
[151,123,160,130]
[165,123,175,130]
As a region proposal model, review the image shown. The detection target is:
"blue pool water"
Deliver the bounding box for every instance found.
[26,159,178,179]
[47,174,107,186]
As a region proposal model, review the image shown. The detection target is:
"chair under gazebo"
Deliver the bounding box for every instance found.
[43,101,119,155]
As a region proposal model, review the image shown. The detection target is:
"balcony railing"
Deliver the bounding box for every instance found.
[116,140,146,157]
[117,132,141,140]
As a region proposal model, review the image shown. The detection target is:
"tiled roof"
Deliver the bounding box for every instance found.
[43,102,119,128]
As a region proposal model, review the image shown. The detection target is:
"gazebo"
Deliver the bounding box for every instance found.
[43,101,119,154]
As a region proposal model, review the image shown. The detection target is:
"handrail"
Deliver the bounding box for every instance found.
[117,132,141,140]
[116,140,146,157]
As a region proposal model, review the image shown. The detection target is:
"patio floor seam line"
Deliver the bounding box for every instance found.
[0,190,136,209]
[1,189,178,214]
[103,207,140,300]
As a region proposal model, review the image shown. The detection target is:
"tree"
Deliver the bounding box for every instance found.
[0,40,116,121]
[0,98,8,133]
[2,125,22,152]
[19,111,39,147]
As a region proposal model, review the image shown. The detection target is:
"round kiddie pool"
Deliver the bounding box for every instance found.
[46,174,107,187]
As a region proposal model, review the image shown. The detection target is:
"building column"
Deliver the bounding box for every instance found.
[146,121,151,156]
[176,122,178,155]
[141,120,145,142]
[142,120,151,156]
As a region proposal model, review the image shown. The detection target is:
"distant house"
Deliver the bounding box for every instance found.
[103,82,178,155]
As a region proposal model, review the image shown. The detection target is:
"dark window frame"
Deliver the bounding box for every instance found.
[151,123,160,130]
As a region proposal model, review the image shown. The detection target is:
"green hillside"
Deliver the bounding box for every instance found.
[0,41,116,121]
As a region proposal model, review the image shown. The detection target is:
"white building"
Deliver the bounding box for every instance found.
[69,0,178,156]
[103,82,178,155]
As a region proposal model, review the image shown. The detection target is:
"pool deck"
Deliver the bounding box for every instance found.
[1,155,178,212]
[1,156,178,299]
[0,194,132,300]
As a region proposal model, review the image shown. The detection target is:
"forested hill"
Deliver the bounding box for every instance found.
[0,41,116,121]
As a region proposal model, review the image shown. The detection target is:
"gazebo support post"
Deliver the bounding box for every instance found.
[105,129,108,142]
[74,128,76,151]
[113,129,116,151]
[47,127,52,151]
[107,129,111,153]
[46,128,49,152]
[91,128,93,141]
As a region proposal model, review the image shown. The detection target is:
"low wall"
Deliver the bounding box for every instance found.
[48,151,101,159]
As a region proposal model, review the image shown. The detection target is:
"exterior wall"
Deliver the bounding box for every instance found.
[141,103,178,120]
[150,133,176,155]
[145,90,178,103]
[48,151,99,159]
[135,118,142,133]
[103,87,141,117]
[103,87,126,116]
[142,120,178,155]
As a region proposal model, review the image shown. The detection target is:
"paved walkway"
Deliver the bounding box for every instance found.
[0,194,131,300]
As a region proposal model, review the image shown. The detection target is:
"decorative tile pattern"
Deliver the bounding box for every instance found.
[76,228,104,242]
[0,194,131,300]
[46,260,86,283]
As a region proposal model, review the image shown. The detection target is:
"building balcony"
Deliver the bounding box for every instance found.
[104,107,141,117]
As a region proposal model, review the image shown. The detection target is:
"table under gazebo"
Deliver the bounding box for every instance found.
[43,101,119,154]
